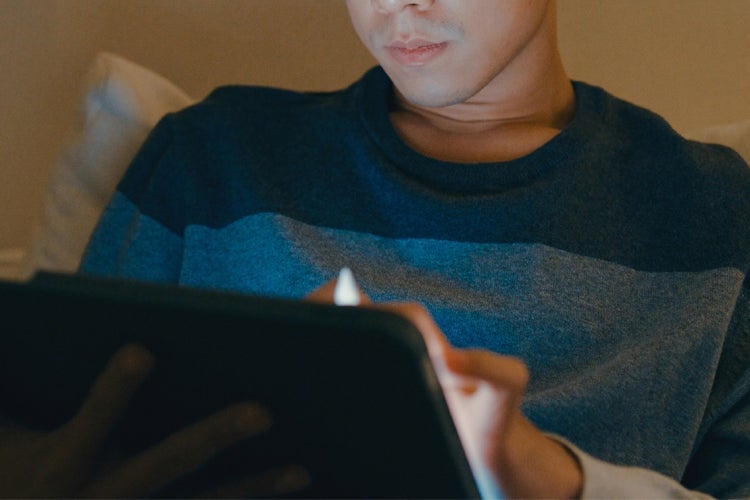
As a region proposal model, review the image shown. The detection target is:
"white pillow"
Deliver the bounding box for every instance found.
[688,119,750,166]
[21,52,194,279]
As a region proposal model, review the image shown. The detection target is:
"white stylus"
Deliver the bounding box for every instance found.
[333,267,360,306]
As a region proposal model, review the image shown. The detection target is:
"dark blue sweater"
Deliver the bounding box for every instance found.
[82,67,750,497]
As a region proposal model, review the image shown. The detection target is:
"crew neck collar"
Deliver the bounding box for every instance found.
[355,66,595,194]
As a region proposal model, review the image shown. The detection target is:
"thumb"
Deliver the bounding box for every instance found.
[444,348,530,395]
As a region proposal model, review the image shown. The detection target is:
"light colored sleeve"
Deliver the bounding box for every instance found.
[550,436,713,499]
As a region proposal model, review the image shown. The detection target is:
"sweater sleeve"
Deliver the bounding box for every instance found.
[566,440,712,499]
[78,116,184,283]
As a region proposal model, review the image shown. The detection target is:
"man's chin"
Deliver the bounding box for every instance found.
[395,84,473,109]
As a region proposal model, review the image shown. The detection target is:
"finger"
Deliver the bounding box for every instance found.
[376,302,450,359]
[83,402,272,498]
[61,344,154,460]
[444,348,530,393]
[197,465,311,499]
[305,278,338,303]
[374,303,528,394]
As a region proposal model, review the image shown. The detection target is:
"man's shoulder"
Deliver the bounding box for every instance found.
[169,67,384,129]
[207,84,335,106]
[180,84,353,120]
[575,81,685,150]
[570,82,750,272]
[576,81,750,184]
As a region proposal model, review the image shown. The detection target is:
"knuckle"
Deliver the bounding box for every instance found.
[388,302,431,325]
[114,344,155,378]
[401,302,429,317]
[506,356,530,388]
[230,403,273,436]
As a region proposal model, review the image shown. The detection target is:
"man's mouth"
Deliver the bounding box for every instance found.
[387,40,448,66]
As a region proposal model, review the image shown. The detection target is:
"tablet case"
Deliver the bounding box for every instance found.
[0,273,480,498]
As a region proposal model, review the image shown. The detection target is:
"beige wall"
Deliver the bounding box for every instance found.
[559,0,750,133]
[1,0,749,250]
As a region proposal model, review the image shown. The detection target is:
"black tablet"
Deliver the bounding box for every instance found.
[0,273,480,498]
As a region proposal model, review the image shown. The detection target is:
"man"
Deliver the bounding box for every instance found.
[3,0,749,497]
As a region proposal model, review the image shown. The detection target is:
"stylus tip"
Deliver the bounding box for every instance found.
[334,267,361,306]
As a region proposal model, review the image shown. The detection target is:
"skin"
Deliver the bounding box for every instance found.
[345,0,576,163]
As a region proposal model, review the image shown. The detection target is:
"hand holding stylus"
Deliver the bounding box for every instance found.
[307,269,583,499]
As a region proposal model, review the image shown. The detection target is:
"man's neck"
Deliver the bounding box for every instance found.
[389,52,575,164]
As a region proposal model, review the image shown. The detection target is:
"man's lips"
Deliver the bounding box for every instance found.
[389,38,443,50]
[387,40,448,66]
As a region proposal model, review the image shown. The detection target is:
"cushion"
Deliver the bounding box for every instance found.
[21,52,194,278]
[687,119,750,165]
